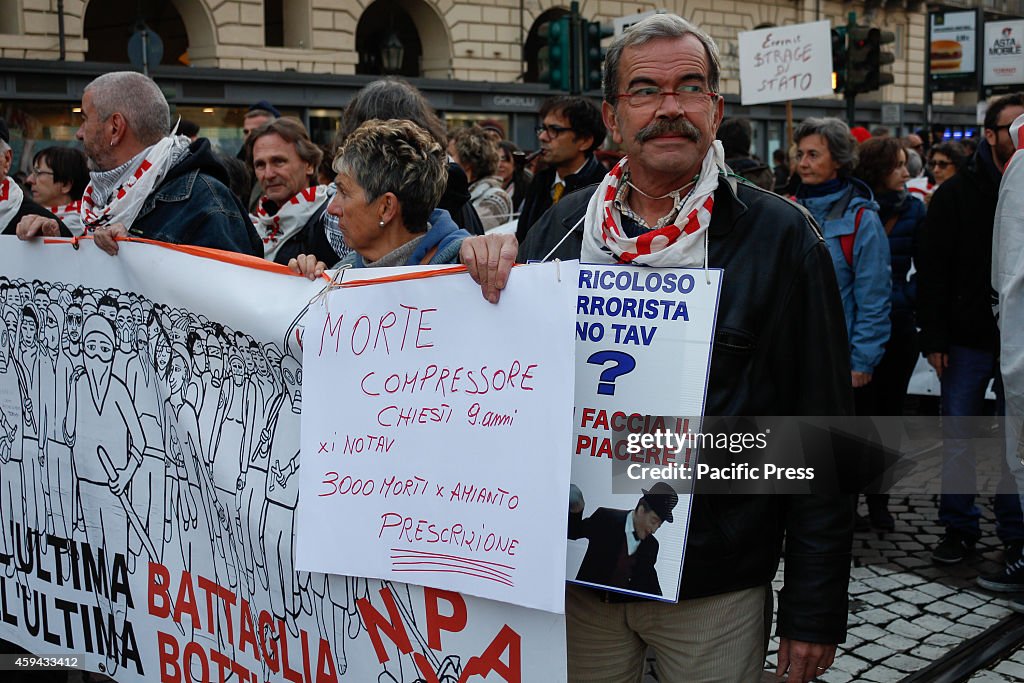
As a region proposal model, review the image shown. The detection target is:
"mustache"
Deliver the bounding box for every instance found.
[635,117,702,144]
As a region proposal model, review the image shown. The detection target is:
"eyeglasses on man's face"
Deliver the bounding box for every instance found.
[535,124,574,138]
[29,168,55,178]
[614,84,718,110]
[927,160,952,169]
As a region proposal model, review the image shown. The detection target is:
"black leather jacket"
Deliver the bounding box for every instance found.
[515,154,608,243]
[521,178,855,645]
[916,142,1002,354]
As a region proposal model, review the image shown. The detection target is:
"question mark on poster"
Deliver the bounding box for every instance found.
[587,350,637,396]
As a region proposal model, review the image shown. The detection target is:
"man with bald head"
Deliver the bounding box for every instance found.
[17,71,260,256]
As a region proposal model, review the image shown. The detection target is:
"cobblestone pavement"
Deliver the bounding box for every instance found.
[764,493,1018,683]
[643,437,1024,682]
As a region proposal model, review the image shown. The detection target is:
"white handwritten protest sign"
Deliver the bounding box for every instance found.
[296,262,577,613]
[0,237,567,682]
[569,265,721,601]
[739,20,834,106]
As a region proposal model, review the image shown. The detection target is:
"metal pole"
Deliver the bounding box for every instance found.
[924,10,933,137]
[570,1,581,95]
[786,100,794,150]
[519,0,525,79]
[57,0,66,61]
[845,11,857,125]
[142,29,150,77]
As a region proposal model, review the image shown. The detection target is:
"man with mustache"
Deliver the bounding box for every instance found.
[515,96,607,243]
[460,14,853,683]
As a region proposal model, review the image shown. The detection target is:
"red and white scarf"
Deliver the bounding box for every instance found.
[80,135,190,232]
[250,185,331,261]
[906,176,935,200]
[0,177,25,231]
[581,141,725,267]
[49,201,83,236]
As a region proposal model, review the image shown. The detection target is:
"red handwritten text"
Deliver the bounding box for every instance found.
[319,304,436,357]
[360,361,537,397]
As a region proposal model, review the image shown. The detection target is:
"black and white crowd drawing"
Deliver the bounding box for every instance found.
[0,275,471,683]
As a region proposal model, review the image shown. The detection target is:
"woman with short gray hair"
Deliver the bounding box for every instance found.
[793,117,859,178]
[288,119,470,276]
[793,116,892,395]
[794,117,894,533]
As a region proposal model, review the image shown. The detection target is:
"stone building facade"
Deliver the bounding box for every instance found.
[1,0,935,105]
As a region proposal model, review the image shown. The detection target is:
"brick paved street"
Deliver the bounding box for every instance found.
[644,434,1024,682]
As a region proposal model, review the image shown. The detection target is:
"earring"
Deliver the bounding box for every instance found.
[379,220,385,227]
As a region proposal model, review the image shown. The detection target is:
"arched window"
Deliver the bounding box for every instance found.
[85,0,190,66]
[523,8,570,84]
[355,0,424,77]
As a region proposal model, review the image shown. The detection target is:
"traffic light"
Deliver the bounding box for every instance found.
[868,28,896,91]
[538,17,571,91]
[831,27,847,94]
[847,25,896,94]
[847,25,873,94]
[582,21,613,92]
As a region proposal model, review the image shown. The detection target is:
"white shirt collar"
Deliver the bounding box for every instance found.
[624,511,640,556]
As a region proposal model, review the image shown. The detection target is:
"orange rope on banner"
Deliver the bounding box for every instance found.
[40,234,299,277]
[337,265,468,288]
[36,233,513,287]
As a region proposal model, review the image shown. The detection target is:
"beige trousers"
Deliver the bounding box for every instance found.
[566,583,767,683]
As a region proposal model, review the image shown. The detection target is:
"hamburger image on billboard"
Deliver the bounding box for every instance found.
[930,10,977,74]
[931,40,963,72]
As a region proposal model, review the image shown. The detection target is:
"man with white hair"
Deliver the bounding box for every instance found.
[16,71,260,256]
[0,118,71,237]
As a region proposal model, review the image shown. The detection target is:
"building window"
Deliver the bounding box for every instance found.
[524,9,570,84]
[84,0,189,66]
[355,0,423,77]
[265,0,284,47]
[0,6,20,35]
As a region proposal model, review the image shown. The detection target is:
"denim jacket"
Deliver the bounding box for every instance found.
[129,139,262,256]
[798,179,892,373]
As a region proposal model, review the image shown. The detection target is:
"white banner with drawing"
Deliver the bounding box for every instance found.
[0,236,566,682]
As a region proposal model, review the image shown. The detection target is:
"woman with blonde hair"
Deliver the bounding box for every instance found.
[449,125,514,231]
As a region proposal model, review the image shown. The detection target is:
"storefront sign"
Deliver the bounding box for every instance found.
[984,20,1024,86]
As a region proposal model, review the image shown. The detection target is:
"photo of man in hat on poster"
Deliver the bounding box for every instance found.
[568,482,679,597]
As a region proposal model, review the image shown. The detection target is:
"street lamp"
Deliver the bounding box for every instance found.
[381,31,404,73]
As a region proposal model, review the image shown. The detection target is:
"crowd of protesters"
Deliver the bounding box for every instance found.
[2,11,1024,682]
